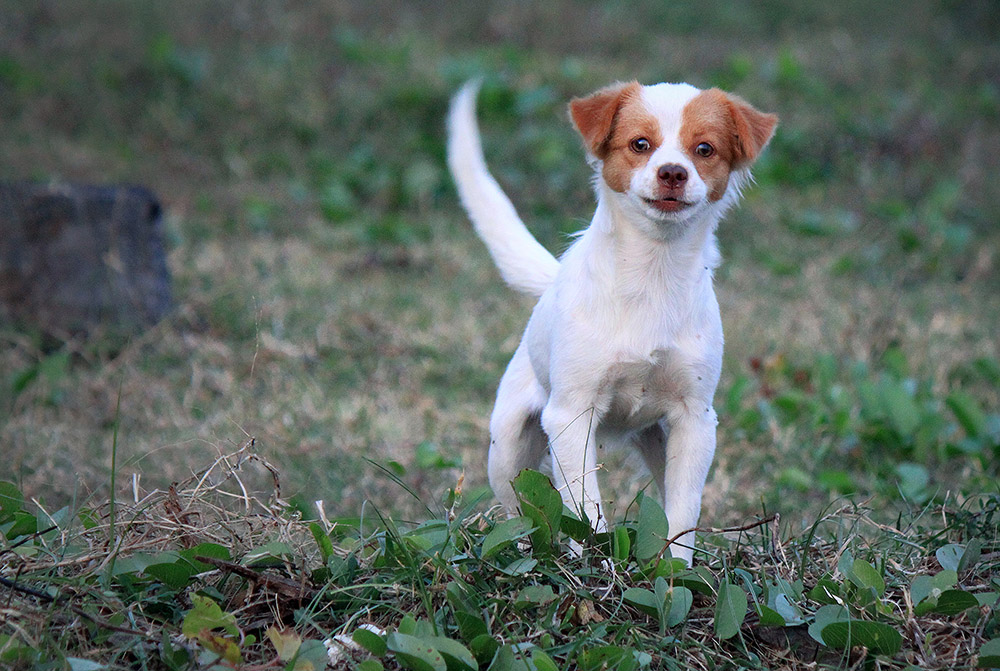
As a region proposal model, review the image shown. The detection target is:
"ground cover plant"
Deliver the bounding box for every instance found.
[1,1,999,669]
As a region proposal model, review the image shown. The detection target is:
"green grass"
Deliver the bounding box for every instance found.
[1,1,999,668]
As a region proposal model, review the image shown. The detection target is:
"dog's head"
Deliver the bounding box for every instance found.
[570,81,777,235]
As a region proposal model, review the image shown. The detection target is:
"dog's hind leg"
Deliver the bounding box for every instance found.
[488,343,549,514]
[634,422,668,508]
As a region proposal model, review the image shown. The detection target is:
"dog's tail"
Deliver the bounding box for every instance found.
[447,81,560,298]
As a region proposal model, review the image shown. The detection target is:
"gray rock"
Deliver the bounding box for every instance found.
[0,182,172,336]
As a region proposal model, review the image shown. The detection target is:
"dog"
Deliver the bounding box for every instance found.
[447,80,777,565]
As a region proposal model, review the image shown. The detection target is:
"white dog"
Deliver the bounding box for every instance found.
[447,80,777,565]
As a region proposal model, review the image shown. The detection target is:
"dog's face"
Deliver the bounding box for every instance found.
[570,82,777,235]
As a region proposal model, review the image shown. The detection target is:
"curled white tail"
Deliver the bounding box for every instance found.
[447,81,560,297]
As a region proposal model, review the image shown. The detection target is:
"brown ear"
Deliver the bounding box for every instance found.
[724,93,778,165]
[568,81,641,159]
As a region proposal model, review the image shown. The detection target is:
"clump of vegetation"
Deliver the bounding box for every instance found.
[2,442,998,669]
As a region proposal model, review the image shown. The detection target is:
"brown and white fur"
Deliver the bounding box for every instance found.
[447,80,777,565]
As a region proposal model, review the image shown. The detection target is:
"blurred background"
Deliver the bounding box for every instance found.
[1,1,998,528]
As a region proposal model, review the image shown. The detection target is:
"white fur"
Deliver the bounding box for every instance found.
[448,80,766,566]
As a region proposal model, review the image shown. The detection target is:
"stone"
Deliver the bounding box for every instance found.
[0,182,172,336]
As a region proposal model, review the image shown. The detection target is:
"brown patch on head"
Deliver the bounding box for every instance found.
[680,89,778,201]
[569,82,664,193]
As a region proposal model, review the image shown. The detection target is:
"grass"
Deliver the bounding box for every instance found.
[1,0,999,668]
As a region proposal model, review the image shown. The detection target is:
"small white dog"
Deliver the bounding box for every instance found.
[447,80,777,565]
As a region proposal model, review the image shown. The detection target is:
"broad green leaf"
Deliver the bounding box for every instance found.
[773,593,805,625]
[758,604,785,626]
[359,661,385,671]
[936,544,964,572]
[946,390,987,438]
[623,587,658,617]
[353,628,388,657]
[512,470,562,552]
[634,493,670,563]
[612,525,631,562]
[481,517,534,558]
[560,507,592,541]
[979,638,1000,668]
[530,649,559,671]
[309,522,335,563]
[579,646,636,671]
[922,589,980,616]
[821,620,902,656]
[454,611,488,644]
[145,561,195,590]
[848,558,885,597]
[469,634,500,666]
[500,557,537,575]
[183,543,231,572]
[515,585,556,609]
[808,605,848,645]
[714,582,747,640]
[386,633,446,671]
[960,538,983,573]
[880,379,921,438]
[67,659,104,671]
[0,482,23,519]
[182,594,238,638]
[666,586,693,627]
[428,636,477,671]
[245,541,294,565]
[295,639,333,671]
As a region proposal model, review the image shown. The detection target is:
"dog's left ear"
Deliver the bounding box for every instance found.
[569,81,641,159]
[724,93,778,165]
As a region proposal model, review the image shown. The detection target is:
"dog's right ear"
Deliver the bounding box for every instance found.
[569,81,641,159]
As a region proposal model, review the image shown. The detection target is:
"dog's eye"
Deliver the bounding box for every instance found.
[629,138,651,153]
[695,142,715,158]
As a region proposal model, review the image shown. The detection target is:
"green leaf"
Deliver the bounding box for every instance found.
[936,544,964,572]
[808,605,848,645]
[454,611,488,643]
[579,646,636,671]
[245,541,294,565]
[925,589,980,616]
[634,493,670,563]
[428,636,477,671]
[821,620,902,656]
[386,633,447,671]
[979,638,1000,668]
[758,604,785,626]
[880,378,921,438]
[310,522,335,563]
[67,659,105,671]
[481,516,534,558]
[468,634,500,666]
[515,585,556,609]
[666,586,693,627]
[145,561,196,590]
[0,482,23,520]
[182,594,238,638]
[530,649,559,671]
[500,557,537,575]
[848,558,885,597]
[960,538,983,573]
[612,525,631,562]
[623,587,658,617]
[946,390,987,438]
[353,628,388,657]
[714,582,747,640]
[183,543,231,572]
[512,470,562,552]
[560,508,592,541]
[359,661,385,671]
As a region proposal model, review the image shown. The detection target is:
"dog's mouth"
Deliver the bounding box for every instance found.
[643,196,693,213]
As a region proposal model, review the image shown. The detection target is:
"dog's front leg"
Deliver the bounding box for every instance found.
[541,402,606,532]
[663,406,718,566]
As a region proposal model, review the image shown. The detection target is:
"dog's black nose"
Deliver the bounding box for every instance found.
[657,164,688,188]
